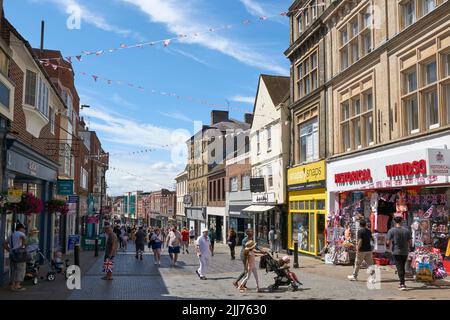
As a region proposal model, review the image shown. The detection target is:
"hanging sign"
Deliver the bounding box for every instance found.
[427,149,450,176]
[7,188,22,203]
[57,179,74,195]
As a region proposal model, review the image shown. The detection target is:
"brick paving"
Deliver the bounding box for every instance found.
[2,242,449,300]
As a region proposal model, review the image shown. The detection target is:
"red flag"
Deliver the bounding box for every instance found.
[66,57,72,63]
[96,50,103,56]
[92,75,98,82]
[120,44,127,49]
[76,55,82,62]
[280,12,287,16]
[163,39,171,47]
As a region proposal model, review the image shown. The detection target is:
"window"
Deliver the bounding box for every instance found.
[242,174,250,191]
[299,117,319,163]
[445,85,450,124]
[341,47,349,70]
[365,93,373,111]
[62,90,73,122]
[50,108,55,134]
[351,41,359,63]
[312,0,317,18]
[245,136,250,153]
[363,11,372,28]
[25,70,37,106]
[341,28,348,45]
[353,118,361,148]
[406,97,419,133]
[297,15,303,35]
[425,90,439,128]
[256,131,260,154]
[296,50,319,99]
[403,0,416,28]
[230,177,238,192]
[267,166,273,189]
[425,61,437,85]
[81,168,88,189]
[351,20,359,38]
[405,69,417,93]
[423,0,436,15]
[267,127,272,151]
[217,179,221,200]
[362,32,372,54]
[36,77,49,117]
[0,80,10,109]
[364,114,374,145]
[445,54,450,77]
[304,10,309,26]
[213,180,217,201]
[353,98,361,115]
[342,102,350,120]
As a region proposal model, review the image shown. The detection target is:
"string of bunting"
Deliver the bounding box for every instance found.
[37,2,327,63]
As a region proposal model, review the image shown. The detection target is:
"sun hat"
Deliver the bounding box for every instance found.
[245,240,256,250]
[282,255,290,262]
[202,228,209,233]
[30,228,39,233]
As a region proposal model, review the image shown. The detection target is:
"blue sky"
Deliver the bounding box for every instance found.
[5,0,291,195]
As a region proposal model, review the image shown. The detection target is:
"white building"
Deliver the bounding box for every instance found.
[246,74,290,248]
[175,169,188,228]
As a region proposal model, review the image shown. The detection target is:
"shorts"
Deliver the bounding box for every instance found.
[152,242,162,250]
[189,236,195,239]
[168,246,180,254]
[136,243,145,252]
[182,240,189,246]
[11,261,26,283]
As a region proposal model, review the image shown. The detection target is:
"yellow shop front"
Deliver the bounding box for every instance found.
[287,160,327,256]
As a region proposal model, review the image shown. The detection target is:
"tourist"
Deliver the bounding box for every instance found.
[102,226,118,280]
[166,226,182,267]
[3,224,27,291]
[195,228,212,280]
[181,227,190,254]
[348,219,374,281]
[227,228,237,260]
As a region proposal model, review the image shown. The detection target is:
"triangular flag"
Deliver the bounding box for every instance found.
[259,16,268,20]
[76,56,82,62]
[108,49,115,53]
[92,75,98,82]
[209,28,215,32]
[81,72,87,75]
[66,57,72,63]
[136,44,144,49]
[280,12,287,16]
[120,44,127,49]
[83,51,93,55]
[163,39,171,47]
[96,50,103,56]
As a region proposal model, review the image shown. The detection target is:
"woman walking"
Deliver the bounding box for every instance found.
[150,228,163,265]
[227,228,237,260]
[238,240,263,293]
[121,226,128,252]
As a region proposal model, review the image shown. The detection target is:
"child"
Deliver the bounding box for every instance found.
[54,251,65,273]
[278,256,302,286]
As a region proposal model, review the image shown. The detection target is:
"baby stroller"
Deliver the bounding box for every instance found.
[26,244,69,282]
[260,253,301,292]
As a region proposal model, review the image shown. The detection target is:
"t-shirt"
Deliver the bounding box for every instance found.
[387,226,411,256]
[189,229,195,237]
[106,233,118,256]
[10,231,26,250]
[357,228,373,252]
[181,230,189,242]
[208,230,216,242]
[135,230,146,244]
[196,235,210,255]
[268,230,275,242]
[167,230,182,247]
[151,233,163,243]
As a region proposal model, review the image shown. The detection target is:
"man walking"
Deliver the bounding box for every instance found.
[166,226,182,267]
[387,215,412,290]
[189,226,195,245]
[103,226,118,280]
[181,227,190,254]
[195,228,212,280]
[208,228,216,256]
[135,226,147,260]
[3,224,27,291]
[268,226,275,256]
[348,219,374,281]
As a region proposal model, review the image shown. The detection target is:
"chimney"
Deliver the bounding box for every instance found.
[211,110,229,125]
[244,113,253,125]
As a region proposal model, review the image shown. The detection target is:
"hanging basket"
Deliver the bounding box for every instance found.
[45,200,69,215]
[6,193,43,215]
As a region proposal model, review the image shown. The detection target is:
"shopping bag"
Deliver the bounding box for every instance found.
[416,262,433,282]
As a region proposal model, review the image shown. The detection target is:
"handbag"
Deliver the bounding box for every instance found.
[10,236,31,263]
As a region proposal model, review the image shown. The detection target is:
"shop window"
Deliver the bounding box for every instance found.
[317,200,325,210]
[299,117,319,163]
[299,201,304,210]
[292,213,309,251]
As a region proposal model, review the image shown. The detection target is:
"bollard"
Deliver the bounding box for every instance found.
[74,243,80,266]
[293,240,299,268]
[94,238,99,257]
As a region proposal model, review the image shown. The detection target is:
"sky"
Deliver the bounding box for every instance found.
[5,0,292,196]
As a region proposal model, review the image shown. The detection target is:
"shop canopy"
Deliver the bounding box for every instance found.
[242,205,275,212]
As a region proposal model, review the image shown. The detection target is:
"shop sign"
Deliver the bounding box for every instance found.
[335,169,372,184]
[250,177,265,193]
[385,159,427,178]
[252,193,275,203]
[288,160,326,187]
[68,195,79,203]
[183,195,192,206]
[87,216,99,224]
[7,188,22,203]
[28,161,38,176]
[57,179,74,195]
[67,235,80,251]
[427,149,450,176]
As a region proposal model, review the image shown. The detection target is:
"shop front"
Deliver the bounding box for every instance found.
[186,207,206,237]
[327,135,449,280]
[207,206,225,243]
[228,205,254,246]
[287,160,327,256]
[0,139,58,285]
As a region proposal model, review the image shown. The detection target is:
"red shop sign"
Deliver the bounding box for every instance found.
[385,159,427,178]
[335,169,372,184]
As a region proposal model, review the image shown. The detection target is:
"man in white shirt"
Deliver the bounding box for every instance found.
[195,228,212,280]
[3,224,27,291]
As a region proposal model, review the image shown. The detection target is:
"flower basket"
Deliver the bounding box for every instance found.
[45,200,69,215]
[7,193,43,215]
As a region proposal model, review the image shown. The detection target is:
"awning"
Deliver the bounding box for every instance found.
[242,205,275,212]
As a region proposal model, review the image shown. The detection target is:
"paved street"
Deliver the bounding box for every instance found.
[3,242,447,300]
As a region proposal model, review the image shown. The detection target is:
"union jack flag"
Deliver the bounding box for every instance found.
[103,258,114,273]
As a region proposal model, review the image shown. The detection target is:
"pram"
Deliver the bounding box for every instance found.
[260,253,301,292]
[26,244,70,283]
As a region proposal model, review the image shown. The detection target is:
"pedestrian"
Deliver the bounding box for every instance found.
[238,240,263,293]
[166,226,182,267]
[120,227,128,252]
[181,227,190,254]
[195,228,212,280]
[268,226,275,256]
[189,226,195,245]
[135,226,147,260]
[387,215,412,291]
[3,224,27,291]
[227,228,237,260]
[150,228,163,265]
[232,229,262,288]
[274,227,281,257]
[348,219,374,281]
[114,225,122,249]
[102,226,118,280]
[208,227,216,256]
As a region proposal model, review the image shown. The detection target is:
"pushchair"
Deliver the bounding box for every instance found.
[260,253,301,292]
[26,244,69,283]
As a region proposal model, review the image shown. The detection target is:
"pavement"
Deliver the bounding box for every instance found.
[1,242,449,300]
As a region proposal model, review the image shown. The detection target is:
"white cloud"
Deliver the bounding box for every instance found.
[36,0,143,39]
[230,95,255,104]
[120,0,288,75]
[111,94,137,110]
[167,48,210,66]
[239,0,267,17]
[159,111,194,123]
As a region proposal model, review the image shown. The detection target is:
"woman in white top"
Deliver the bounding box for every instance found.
[150,228,163,265]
